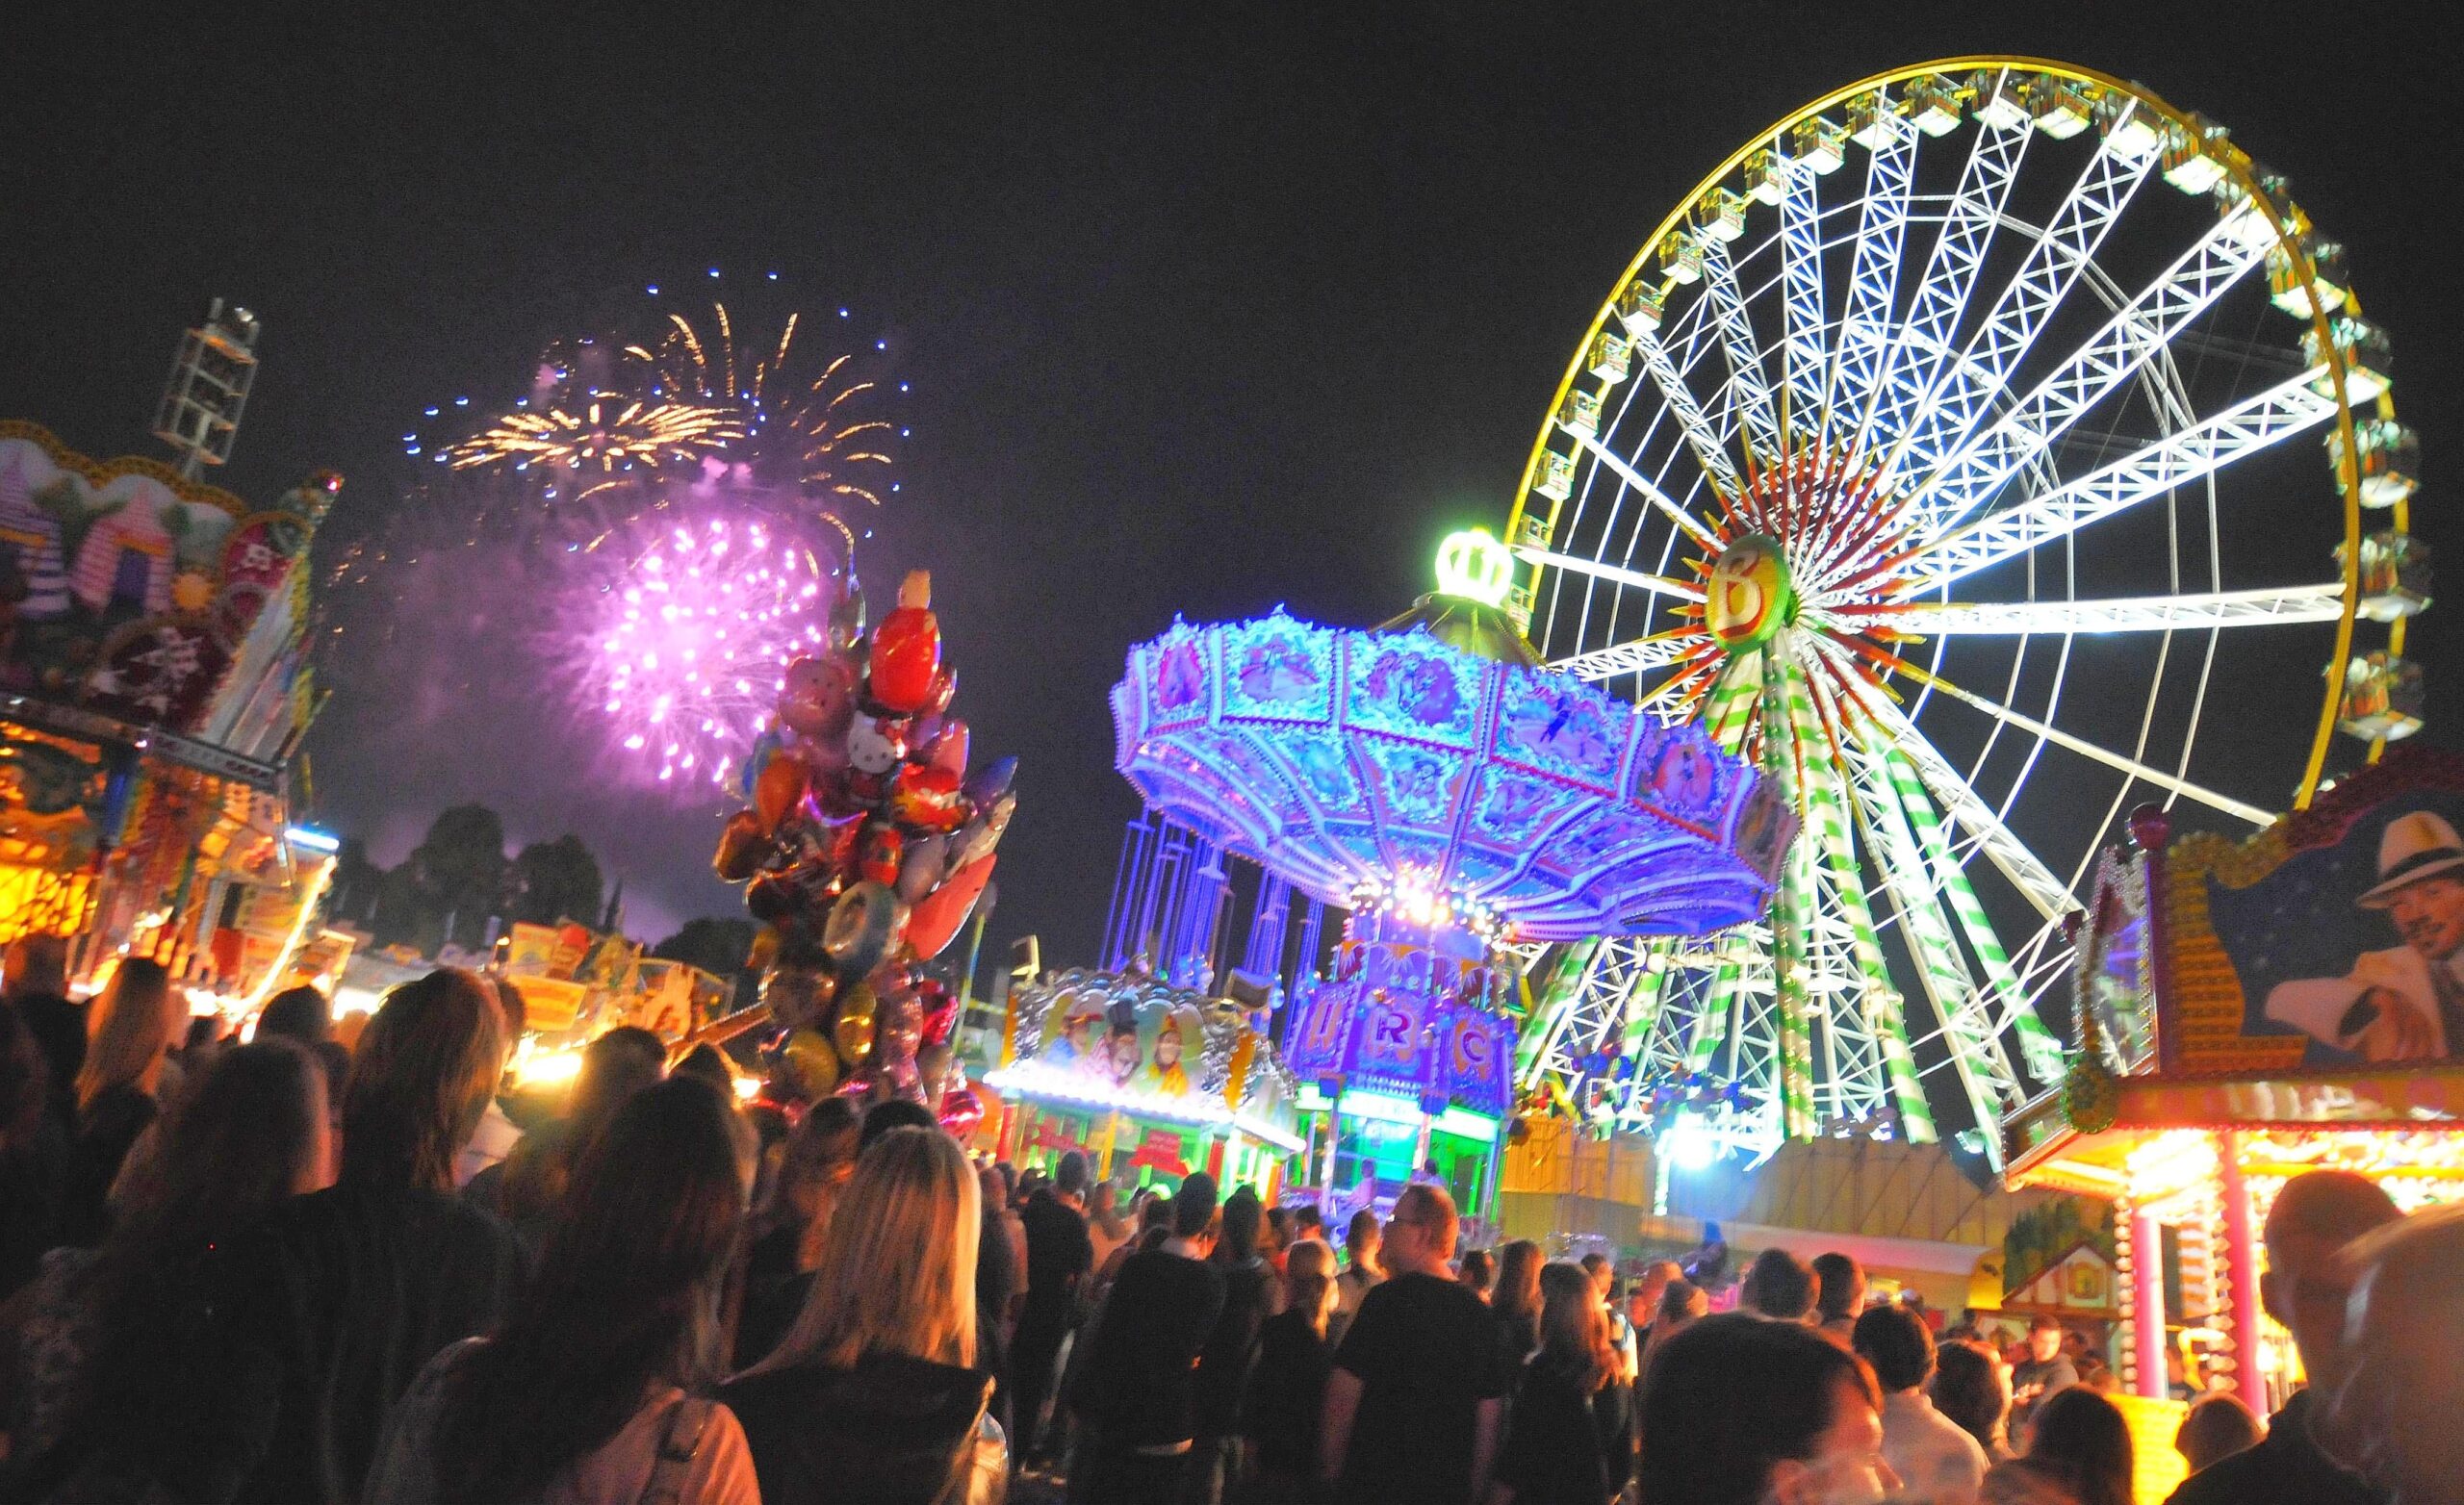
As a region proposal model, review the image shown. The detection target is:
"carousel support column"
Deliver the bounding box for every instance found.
[1320,1090,1344,1214]
[2131,1202,2169,1400]
[1482,1125,1505,1223]
[2217,1130,2263,1397]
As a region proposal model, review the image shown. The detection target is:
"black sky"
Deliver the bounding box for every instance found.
[6,2,2458,960]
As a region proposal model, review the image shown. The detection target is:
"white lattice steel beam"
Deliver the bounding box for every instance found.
[1699,236,1784,462]
[1822,107,1917,447]
[1883,583,2346,636]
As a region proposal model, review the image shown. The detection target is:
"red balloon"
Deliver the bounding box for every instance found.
[888,763,966,833]
[869,582,942,714]
[937,1085,985,1140]
[905,851,995,960]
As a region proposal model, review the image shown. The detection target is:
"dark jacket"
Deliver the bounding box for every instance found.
[2165,1389,2383,1505]
[173,1182,526,1504]
[723,1351,1002,1505]
[59,1084,154,1246]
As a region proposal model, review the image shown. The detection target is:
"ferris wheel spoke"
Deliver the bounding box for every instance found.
[1818,678,2033,1142]
[1822,110,1918,450]
[1913,203,2276,533]
[1774,650,1938,1138]
[1868,583,2347,636]
[1863,649,2275,824]
[1877,128,2159,504]
[1562,429,1724,551]
[1698,238,1784,460]
[1513,545,1707,602]
[1900,369,2338,589]
[1780,156,1829,423]
[1632,322,1745,499]
[1812,646,2073,920]
[1860,103,2033,456]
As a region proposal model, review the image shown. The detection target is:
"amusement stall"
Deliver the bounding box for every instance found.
[1105,531,1790,1220]
[2006,749,2464,1494]
[0,305,344,1006]
[990,966,1303,1193]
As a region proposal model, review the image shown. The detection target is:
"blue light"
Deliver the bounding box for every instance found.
[285,826,342,854]
[405,446,421,455]
[424,407,439,417]
[454,396,469,407]
[898,382,910,393]
[900,428,911,438]
[647,283,660,294]
[765,270,780,280]
[707,267,721,277]
[875,340,886,350]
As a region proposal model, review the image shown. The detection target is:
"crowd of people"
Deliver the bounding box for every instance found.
[4,933,2463,1505]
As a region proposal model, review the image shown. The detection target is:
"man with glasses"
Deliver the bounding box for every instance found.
[2167,1169,2399,1505]
[1320,1186,1508,1505]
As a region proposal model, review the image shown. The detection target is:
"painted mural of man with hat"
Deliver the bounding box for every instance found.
[2266,809,2464,1061]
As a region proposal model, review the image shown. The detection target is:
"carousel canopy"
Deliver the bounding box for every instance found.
[1111,609,1791,941]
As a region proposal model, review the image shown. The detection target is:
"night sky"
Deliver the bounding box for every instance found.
[6,3,2459,966]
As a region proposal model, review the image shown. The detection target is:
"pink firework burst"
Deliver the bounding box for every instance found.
[580,515,834,789]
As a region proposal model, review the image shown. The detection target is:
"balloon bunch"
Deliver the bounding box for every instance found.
[713,569,1015,1126]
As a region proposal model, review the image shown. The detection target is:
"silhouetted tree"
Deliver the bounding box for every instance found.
[508,834,603,928]
[654,917,757,981]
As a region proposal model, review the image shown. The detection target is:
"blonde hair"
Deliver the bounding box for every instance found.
[77,958,177,1113]
[763,1126,979,1372]
[1286,1237,1337,1338]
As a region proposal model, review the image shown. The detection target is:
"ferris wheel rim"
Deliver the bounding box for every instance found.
[1502,54,2383,813]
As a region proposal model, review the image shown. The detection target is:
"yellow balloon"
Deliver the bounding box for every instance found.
[783,1028,840,1098]
[834,982,879,1062]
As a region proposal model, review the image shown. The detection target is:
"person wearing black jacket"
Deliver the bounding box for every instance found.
[1067,1172,1226,1504]
[723,1126,1006,1505]
[1193,1186,1274,1503]
[1495,1262,1635,1505]
[158,969,525,1505]
[1013,1149,1094,1468]
[2167,1171,2400,1505]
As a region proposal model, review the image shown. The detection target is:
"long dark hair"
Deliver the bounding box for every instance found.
[1495,1238,1544,1322]
[343,968,504,1190]
[2025,1386,2133,1505]
[434,1075,751,1502]
[1930,1338,2011,1456]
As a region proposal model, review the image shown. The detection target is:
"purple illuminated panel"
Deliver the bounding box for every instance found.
[1112,612,1792,941]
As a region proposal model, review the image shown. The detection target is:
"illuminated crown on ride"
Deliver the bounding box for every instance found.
[1110,530,1796,943]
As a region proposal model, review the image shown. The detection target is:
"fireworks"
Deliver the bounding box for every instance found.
[579,515,837,788]
[629,302,895,507]
[446,395,744,475]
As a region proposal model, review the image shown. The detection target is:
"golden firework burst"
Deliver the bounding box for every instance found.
[446,395,745,474]
[628,302,894,506]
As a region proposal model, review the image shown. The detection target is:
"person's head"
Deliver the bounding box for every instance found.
[2259,1169,2401,1391]
[1459,1247,1495,1297]
[2027,1313,2066,1364]
[1154,1016,1182,1068]
[2385,874,2464,963]
[2,931,69,1000]
[1383,1183,1459,1275]
[1657,1277,1708,1329]
[491,978,527,1040]
[1137,1186,1172,1234]
[1264,1204,1292,1253]
[1285,1237,1337,1335]
[1295,1204,1324,1240]
[1852,1304,1935,1395]
[1813,1252,1867,1324]
[1496,1238,1545,1319]
[76,957,177,1111]
[856,1095,937,1152]
[567,1024,665,1149]
[672,1041,732,1095]
[436,1075,752,1503]
[118,1034,330,1245]
[1053,1148,1090,1201]
[1743,1247,1819,1322]
[770,1124,980,1372]
[1634,1259,1681,1314]
[1172,1170,1220,1250]
[2323,1201,2464,1505]
[1580,1249,1614,1297]
[1539,1261,1620,1391]
[1346,1207,1382,1269]
[772,1095,862,1255]
[1932,1337,2014,1457]
[341,967,506,1189]
[2174,1390,2263,1474]
[1219,1184,1262,1263]
[2023,1387,2133,1505]
[255,985,332,1047]
[1639,1312,1893,1505]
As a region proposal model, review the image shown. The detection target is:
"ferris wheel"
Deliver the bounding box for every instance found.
[1503,58,2425,1169]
